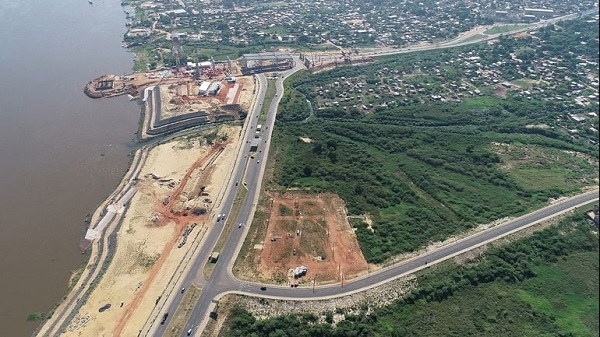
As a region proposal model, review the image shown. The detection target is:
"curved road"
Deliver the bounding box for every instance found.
[150,58,599,336]
[145,9,600,336]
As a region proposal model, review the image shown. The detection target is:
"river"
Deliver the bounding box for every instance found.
[0,0,138,335]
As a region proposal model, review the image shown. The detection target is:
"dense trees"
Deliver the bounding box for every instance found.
[222,215,599,337]
[270,20,598,263]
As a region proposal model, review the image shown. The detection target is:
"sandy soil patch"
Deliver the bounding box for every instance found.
[251,193,369,285]
[62,125,241,337]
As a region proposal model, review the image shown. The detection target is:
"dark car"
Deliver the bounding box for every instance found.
[260,286,267,291]
[160,312,169,324]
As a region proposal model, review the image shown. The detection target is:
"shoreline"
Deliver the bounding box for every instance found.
[34,77,248,335]
[34,145,150,336]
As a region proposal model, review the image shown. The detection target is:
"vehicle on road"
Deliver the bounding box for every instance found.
[160,312,168,324]
[238,223,243,228]
[257,160,260,164]
[187,329,193,336]
[181,287,185,293]
[235,181,239,186]
[260,286,267,291]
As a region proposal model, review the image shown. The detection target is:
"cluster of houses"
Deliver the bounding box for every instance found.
[313,17,598,143]
[127,0,596,50]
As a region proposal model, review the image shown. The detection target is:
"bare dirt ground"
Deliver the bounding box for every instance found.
[158,76,253,120]
[245,193,369,285]
[61,125,241,337]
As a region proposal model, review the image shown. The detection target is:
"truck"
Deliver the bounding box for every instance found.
[209,252,219,263]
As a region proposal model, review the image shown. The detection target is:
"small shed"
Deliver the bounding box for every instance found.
[208,82,221,96]
[198,81,211,96]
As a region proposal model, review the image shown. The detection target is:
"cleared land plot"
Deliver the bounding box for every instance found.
[255,193,369,284]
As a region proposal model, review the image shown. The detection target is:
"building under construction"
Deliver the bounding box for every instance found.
[240,52,294,75]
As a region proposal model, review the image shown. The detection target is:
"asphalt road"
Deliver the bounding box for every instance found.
[147,9,600,335]
[146,74,268,336]
[153,63,307,337]
[361,9,598,58]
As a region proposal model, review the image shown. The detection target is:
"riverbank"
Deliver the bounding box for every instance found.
[36,125,242,336]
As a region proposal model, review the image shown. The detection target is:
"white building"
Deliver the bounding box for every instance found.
[198,81,211,96]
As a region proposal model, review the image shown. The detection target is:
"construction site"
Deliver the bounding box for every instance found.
[299,48,374,74]
[238,193,371,286]
[58,126,243,337]
[240,52,295,75]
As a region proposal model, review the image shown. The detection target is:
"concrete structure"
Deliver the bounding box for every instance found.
[240,52,294,74]
[524,8,555,18]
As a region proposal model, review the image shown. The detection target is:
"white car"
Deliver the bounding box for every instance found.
[238,223,243,228]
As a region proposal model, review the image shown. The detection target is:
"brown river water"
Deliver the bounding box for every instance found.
[0,0,139,335]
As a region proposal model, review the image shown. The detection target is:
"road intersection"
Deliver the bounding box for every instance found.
[147,52,599,336]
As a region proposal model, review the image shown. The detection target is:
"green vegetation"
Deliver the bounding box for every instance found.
[271,113,597,262]
[221,213,599,337]
[27,312,49,322]
[271,22,598,263]
[137,252,159,270]
[278,204,293,216]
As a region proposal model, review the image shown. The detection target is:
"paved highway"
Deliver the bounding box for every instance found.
[360,9,598,58]
[151,62,307,337]
[153,64,598,337]
[146,9,600,336]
